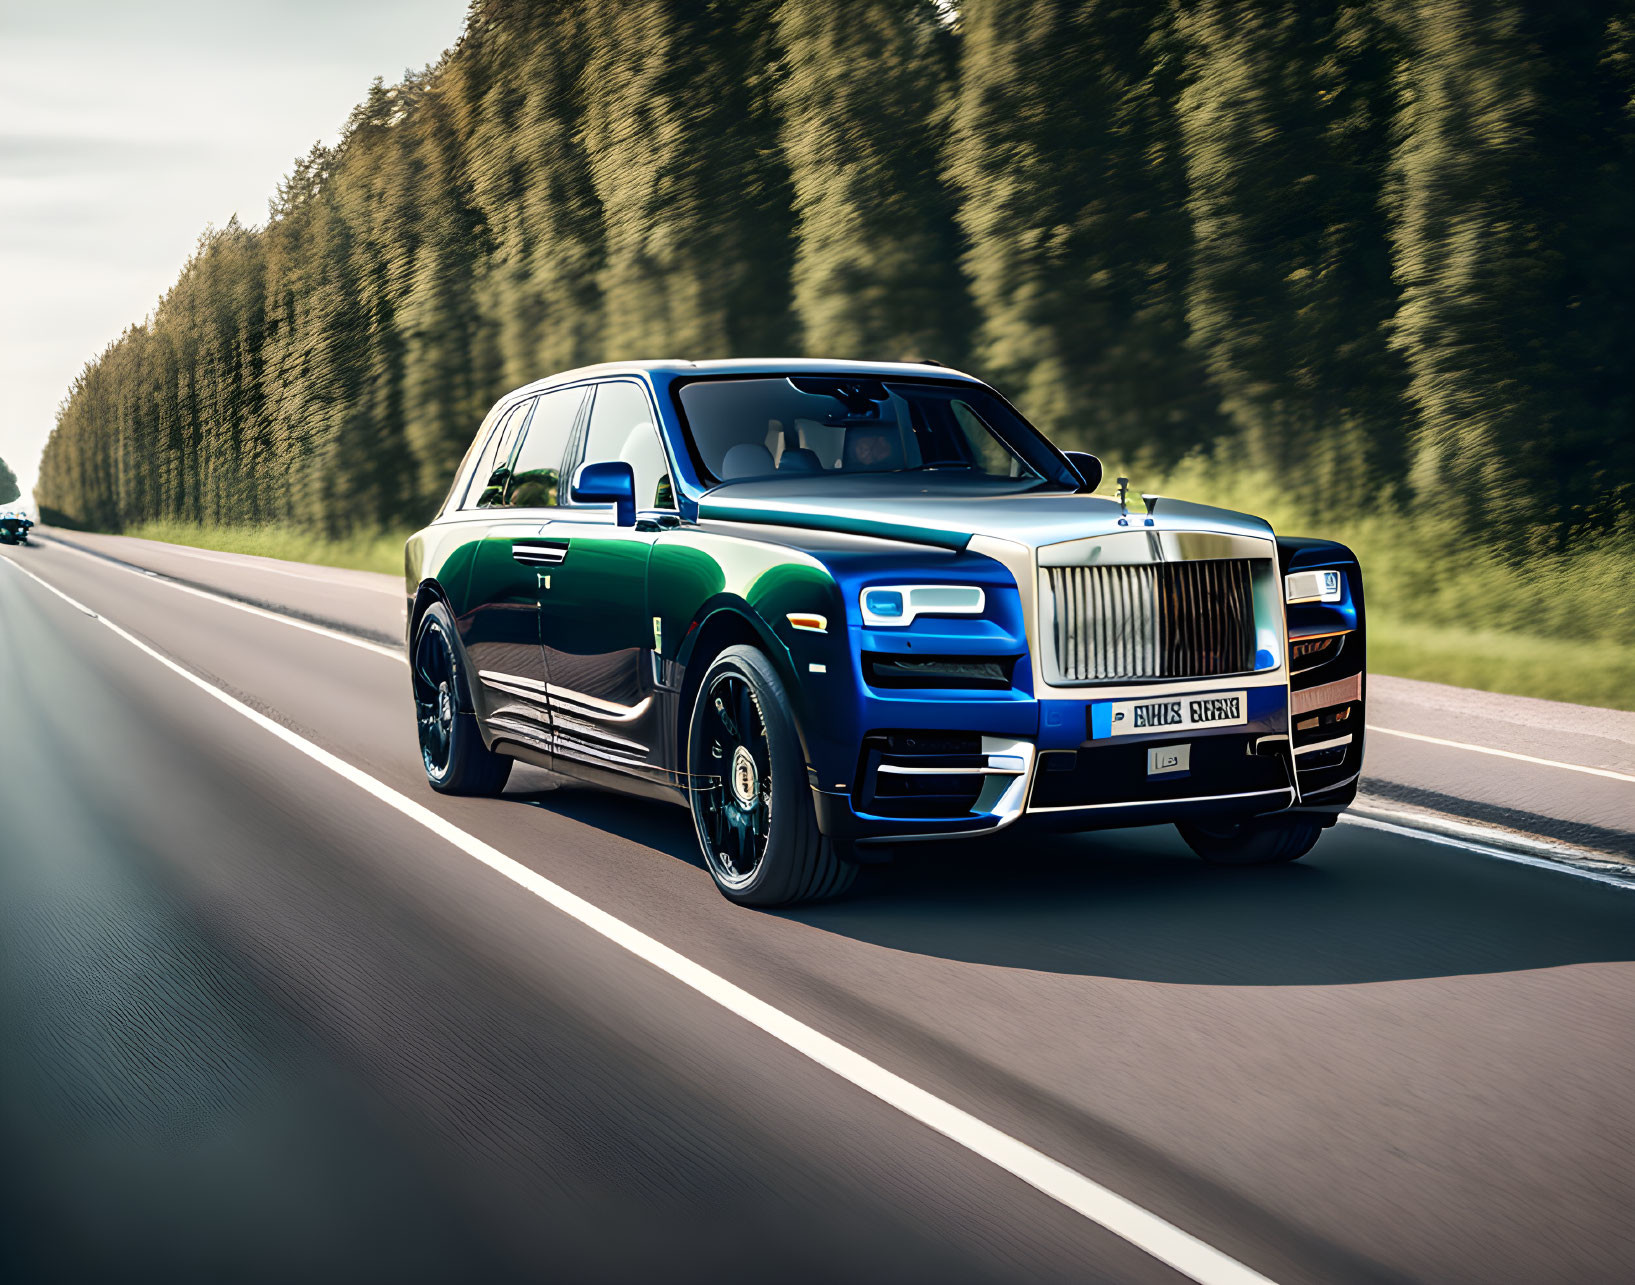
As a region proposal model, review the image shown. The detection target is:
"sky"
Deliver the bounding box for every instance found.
[0,0,470,509]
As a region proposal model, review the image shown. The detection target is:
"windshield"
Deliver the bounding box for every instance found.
[673,376,1078,489]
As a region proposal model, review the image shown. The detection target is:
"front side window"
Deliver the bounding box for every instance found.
[465,397,534,508]
[502,386,589,508]
[579,380,674,510]
[673,376,1078,490]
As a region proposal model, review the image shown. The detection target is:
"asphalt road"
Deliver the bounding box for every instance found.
[3,534,1633,1284]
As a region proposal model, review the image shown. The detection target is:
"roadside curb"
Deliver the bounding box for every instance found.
[1348,800,1635,891]
[32,530,403,650]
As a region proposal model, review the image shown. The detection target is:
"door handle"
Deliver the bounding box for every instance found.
[512,540,567,566]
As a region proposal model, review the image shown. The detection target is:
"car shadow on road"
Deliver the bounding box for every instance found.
[507,773,1634,986]
[784,825,1635,985]
[507,772,709,869]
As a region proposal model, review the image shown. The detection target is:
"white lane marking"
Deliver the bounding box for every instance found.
[1340,812,1635,893]
[64,534,403,593]
[37,537,405,662]
[1349,802,1620,862]
[1366,724,1635,784]
[0,553,1280,1285]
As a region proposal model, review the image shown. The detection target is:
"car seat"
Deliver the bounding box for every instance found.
[721,442,776,479]
[777,447,823,472]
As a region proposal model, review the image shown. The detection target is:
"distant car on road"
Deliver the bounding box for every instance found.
[404,360,1365,904]
[0,511,31,545]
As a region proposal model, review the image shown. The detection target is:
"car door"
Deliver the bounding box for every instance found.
[539,378,678,786]
[459,386,589,755]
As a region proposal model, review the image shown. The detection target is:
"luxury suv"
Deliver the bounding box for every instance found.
[404,360,1364,904]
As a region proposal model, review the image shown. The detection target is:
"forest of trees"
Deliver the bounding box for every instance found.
[34,0,1635,566]
[0,456,18,506]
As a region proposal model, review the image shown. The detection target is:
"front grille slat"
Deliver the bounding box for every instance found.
[1045,559,1258,682]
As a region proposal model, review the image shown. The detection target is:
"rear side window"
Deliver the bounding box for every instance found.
[578,380,673,510]
[464,398,534,508]
[502,386,589,508]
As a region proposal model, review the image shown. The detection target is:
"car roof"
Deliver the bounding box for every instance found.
[508,357,986,400]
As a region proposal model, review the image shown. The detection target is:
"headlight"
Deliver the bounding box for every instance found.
[860,584,986,628]
[1284,569,1344,604]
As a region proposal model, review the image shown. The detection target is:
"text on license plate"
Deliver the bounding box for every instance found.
[1090,690,1248,738]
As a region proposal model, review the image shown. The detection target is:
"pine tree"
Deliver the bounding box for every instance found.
[1177,0,1407,509]
[0,455,18,505]
[774,0,965,360]
[459,0,605,390]
[28,0,1635,562]
[951,0,1219,464]
[581,0,796,357]
[1389,0,1635,549]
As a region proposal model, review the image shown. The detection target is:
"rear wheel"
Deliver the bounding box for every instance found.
[687,645,857,906]
[1177,815,1323,865]
[412,602,511,796]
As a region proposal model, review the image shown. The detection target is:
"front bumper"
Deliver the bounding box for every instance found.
[810,681,1312,847]
[798,535,1365,847]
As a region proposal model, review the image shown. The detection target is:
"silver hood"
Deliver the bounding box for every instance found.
[695,474,1274,552]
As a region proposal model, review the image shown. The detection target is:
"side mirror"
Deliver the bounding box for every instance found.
[485,465,511,488]
[572,459,637,527]
[1064,451,1103,493]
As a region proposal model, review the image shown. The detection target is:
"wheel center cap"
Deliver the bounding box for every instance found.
[437,683,453,726]
[730,745,759,807]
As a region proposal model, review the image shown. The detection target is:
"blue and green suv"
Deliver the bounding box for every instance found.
[405,360,1364,904]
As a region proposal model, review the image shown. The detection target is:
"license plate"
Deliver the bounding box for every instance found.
[1147,744,1190,775]
[1090,690,1248,738]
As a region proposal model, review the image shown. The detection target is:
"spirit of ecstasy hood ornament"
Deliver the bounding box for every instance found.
[1115,476,1158,527]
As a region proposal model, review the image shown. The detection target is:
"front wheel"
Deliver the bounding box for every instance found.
[412,602,512,796]
[687,645,857,906]
[1177,815,1323,866]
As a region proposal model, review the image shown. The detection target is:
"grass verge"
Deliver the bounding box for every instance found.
[1132,457,1635,711]
[119,520,409,577]
[1368,615,1634,710]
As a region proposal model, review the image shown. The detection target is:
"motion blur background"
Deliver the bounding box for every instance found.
[4,0,1632,705]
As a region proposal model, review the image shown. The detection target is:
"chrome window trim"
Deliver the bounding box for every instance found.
[568,377,683,517]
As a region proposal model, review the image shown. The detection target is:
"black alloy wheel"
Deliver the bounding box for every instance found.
[687,645,857,906]
[414,623,457,778]
[412,602,512,796]
[696,669,774,892]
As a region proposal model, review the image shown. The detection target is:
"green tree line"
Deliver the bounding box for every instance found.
[35,0,1635,560]
[0,456,18,506]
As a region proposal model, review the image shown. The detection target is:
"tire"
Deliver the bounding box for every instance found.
[1177,815,1323,866]
[412,601,512,796]
[687,644,857,906]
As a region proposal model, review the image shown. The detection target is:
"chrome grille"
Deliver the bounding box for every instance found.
[1044,559,1257,681]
